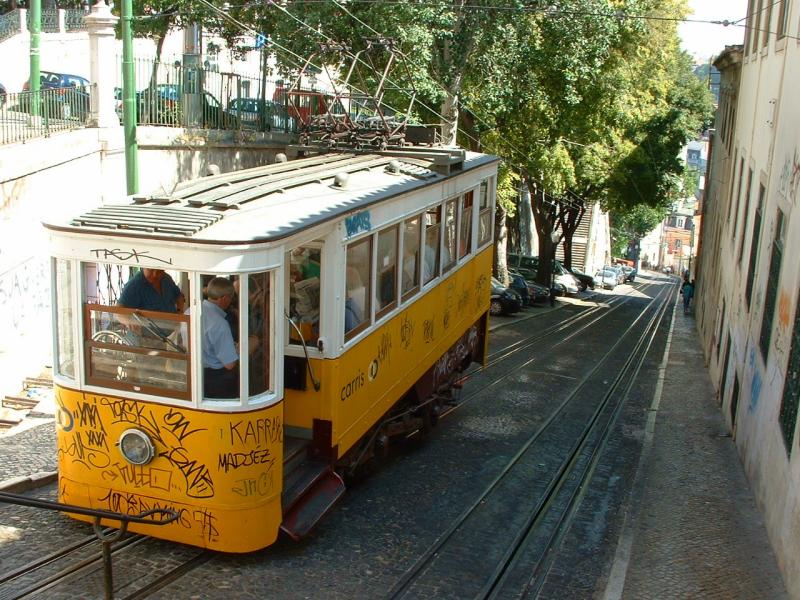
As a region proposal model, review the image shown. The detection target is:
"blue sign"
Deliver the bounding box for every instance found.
[255,33,268,49]
[345,211,372,238]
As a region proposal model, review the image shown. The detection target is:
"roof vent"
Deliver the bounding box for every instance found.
[333,173,349,189]
[386,159,402,174]
[205,164,220,176]
[275,153,288,163]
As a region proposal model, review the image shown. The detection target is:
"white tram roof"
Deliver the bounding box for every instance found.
[45,149,499,245]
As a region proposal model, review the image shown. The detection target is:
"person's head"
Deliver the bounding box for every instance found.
[142,268,165,284]
[207,277,236,310]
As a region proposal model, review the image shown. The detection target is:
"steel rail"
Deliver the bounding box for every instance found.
[482,278,662,367]
[118,551,215,600]
[387,280,673,598]
[484,279,675,599]
[0,535,147,600]
[0,533,104,585]
[445,281,663,421]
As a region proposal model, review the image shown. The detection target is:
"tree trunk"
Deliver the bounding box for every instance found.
[558,203,585,270]
[527,178,559,288]
[519,185,534,256]
[494,203,509,286]
[440,90,459,146]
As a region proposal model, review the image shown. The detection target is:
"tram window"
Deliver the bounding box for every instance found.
[423,206,441,285]
[345,238,372,340]
[402,215,421,299]
[245,272,271,398]
[82,262,190,399]
[442,198,457,273]
[376,226,398,316]
[54,259,76,379]
[288,245,321,346]
[459,191,474,259]
[200,276,240,400]
[478,179,492,247]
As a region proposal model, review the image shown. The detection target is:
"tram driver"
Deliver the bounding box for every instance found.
[118,268,185,313]
[202,277,239,398]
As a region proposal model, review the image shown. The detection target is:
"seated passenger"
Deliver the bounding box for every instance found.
[344,267,365,334]
[118,268,184,312]
[202,277,239,399]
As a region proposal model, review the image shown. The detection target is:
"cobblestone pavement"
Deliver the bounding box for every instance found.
[0,276,789,599]
[0,420,56,481]
[612,299,788,600]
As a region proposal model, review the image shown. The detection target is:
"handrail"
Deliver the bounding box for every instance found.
[0,490,179,600]
[0,491,179,525]
[0,9,21,43]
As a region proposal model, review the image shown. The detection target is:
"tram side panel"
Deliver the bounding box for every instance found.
[282,247,492,460]
[55,388,285,552]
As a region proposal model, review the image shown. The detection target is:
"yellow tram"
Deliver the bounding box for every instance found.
[45,147,499,552]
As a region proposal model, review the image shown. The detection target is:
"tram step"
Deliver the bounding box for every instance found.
[280,469,345,541]
[24,376,53,389]
[282,459,329,511]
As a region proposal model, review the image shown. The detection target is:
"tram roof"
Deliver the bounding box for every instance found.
[45,149,498,245]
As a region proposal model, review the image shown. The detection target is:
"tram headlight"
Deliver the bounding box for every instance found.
[118,429,155,465]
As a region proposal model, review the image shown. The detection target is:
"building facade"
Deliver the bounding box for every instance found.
[695,0,800,595]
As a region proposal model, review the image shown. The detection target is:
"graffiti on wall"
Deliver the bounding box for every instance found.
[0,256,50,343]
[778,148,800,203]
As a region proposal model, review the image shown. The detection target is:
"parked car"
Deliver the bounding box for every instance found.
[22,71,90,120]
[621,265,637,282]
[507,254,580,295]
[507,272,531,306]
[605,264,625,284]
[135,85,237,129]
[225,97,295,131]
[490,277,522,316]
[594,269,618,290]
[568,266,595,291]
[508,271,551,305]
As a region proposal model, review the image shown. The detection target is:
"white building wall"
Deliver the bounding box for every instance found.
[696,1,800,595]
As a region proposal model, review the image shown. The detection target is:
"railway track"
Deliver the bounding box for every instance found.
[388,278,676,599]
[0,522,212,600]
[446,279,663,420]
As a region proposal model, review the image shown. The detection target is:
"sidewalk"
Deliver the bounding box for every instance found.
[603,295,789,599]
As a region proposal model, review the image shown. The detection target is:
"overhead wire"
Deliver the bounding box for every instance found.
[192,0,483,149]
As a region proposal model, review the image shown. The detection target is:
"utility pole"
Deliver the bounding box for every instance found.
[121,0,139,194]
[29,0,41,118]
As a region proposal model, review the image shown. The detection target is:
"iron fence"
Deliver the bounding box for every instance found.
[26,8,60,33]
[117,56,301,134]
[65,9,87,32]
[0,87,88,145]
[0,9,21,42]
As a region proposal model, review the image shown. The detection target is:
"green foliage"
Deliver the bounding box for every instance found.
[496,164,519,218]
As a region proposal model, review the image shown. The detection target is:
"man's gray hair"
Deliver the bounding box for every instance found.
[207,277,235,300]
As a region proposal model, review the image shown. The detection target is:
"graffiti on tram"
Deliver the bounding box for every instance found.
[56,389,283,542]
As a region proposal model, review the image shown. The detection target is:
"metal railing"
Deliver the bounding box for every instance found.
[0,490,178,600]
[0,9,21,42]
[0,8,86,41]
[118,56,301,134]
[26,8,60,33]
[64,9,87,32]
[0,87,88,145]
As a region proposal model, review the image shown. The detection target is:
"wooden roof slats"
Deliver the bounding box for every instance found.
[170,153,361,199]
[181,154,385,207]
[185,156,396,209]
[70,206,222,236]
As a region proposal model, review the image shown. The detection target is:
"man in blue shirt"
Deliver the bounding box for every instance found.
[202,277,239,398]
[118,269,184,312]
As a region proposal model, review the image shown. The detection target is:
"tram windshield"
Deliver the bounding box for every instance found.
[53,262,273,404]
[81,264,191,400]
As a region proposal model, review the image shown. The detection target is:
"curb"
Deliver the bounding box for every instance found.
[0,471,58,493]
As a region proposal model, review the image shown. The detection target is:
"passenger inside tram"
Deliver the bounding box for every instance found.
[201,277,239,398]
